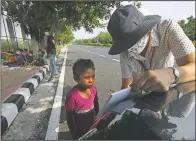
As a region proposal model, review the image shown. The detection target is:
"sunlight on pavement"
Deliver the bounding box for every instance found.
[26,107,47,114]
[39,96,53,103]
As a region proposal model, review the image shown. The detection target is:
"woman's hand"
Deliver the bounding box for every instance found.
[132,68,175,92]
[135,81,195,112]
[135,91,174,112]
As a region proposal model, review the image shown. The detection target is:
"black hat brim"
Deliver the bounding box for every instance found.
[108,15,161,55]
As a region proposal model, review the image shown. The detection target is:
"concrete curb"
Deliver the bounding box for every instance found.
[1,65,50,136]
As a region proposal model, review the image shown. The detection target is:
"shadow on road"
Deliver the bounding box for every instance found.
[67,51,75,54]
[58,84,73,140]
[58,131,72,140]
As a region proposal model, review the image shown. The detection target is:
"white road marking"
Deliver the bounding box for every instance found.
[112,59,120,62]
[80,48,119,62]
[99,54,106,57]
[45,46,68,140]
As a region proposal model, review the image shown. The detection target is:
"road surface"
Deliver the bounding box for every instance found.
[2,45,122,140]
[1,67,39,101]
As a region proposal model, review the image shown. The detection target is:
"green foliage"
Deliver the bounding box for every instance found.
[178,16,195,39]
[2,1,142,44]
[17,40,24,49]
[97,32,112,44]
[1,40,24,52]
[56,44,63,56]
[55,26,74,44]
[2,1,122,41]
[74,31,112,47]
[1,40,11,52]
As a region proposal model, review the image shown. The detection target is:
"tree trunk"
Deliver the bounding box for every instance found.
[31,36,39,55]
[39,38,46,51]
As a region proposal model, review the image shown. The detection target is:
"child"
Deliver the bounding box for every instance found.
[15,49,25,66]
[35,51,46,66]
[65,58,99,140]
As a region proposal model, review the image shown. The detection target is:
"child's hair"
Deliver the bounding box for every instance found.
[17,49,23,52]
[72,58,95,81]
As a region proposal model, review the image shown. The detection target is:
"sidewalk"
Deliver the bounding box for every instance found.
[1,66,40,101]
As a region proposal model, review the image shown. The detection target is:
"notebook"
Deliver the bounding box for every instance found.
[95,87,136,120]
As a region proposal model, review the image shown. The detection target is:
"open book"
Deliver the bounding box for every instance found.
[95,87,136,120]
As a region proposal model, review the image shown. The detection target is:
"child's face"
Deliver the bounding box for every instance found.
[78,69,95,89]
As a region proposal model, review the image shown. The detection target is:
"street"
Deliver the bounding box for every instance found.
[1,67,39,101]
[2,45,122,140]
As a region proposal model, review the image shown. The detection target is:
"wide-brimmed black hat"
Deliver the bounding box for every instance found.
[107,4,161,55]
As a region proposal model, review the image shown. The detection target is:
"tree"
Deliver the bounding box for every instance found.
[1,1,122,40]
[178,16,195,39]
[1,1,142,40]
[97,32,112,44]
[55,26,74,44]
[1,1,142,52]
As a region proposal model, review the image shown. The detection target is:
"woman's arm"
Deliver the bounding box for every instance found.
[120,54,134,89]
[135,81,195,112]
[132,20,195,92]
[176,52,195,83]
[168,20,195,84]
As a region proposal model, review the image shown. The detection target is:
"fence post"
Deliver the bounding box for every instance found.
[2,15,11,51]
[6,18,17,52]
[11,18,19,49]
[20,24,29,50]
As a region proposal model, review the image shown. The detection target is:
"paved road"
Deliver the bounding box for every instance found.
[1,67,39,101]
[2,45,122,140]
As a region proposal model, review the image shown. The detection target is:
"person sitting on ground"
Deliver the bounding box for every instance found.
[25,50,33,63]
[22,49,28,56]
[41,51,47,63]
[23,49,32,62]
[34,50,46,66]
[15,49,26,66]
[65,58,99,140]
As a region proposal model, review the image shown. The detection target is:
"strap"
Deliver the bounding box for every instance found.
[137,32,156,71]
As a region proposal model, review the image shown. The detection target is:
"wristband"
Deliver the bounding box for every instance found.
[173,87,183,100]
[169,67,180,85]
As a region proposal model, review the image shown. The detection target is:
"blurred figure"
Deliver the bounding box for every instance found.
[44,27,58,78]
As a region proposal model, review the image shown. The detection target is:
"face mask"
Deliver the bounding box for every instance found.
[16,51,21,54]
[127,34,149,60]
[44,32,49,36]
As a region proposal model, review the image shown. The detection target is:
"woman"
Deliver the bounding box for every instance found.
[107,4,195,93]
